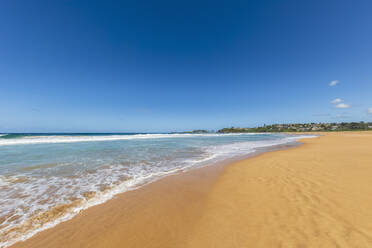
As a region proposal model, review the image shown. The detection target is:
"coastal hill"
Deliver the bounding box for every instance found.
[218,122,372,133]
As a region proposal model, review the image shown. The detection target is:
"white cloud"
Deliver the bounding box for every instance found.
[368,108,372,114]
[331,98,343,104]
[329,80,339,86]
[335,103,350,109]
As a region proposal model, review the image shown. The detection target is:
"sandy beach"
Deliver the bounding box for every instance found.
[11,131,372,248]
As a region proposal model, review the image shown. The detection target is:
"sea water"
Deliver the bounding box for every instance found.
[0,132,314,247]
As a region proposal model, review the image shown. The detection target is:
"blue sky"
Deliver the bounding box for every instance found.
[0,0,371,132]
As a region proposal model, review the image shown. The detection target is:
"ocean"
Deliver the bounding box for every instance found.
[0,132,314,247]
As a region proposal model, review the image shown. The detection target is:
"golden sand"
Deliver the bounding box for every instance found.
[12,132,372,247]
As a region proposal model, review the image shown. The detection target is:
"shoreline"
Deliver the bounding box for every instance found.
[4,135,308,248]
[7,137,307,248]
[11,132,372,247]
[0,135,308,247]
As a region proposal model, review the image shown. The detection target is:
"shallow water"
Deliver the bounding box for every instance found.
[0,132,313,247]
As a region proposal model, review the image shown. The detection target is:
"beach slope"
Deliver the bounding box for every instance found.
[12,132,372,247]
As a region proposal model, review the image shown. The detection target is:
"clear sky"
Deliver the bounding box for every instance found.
[1,0,371,132]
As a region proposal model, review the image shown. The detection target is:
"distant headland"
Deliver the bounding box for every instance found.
[217,122,372,133]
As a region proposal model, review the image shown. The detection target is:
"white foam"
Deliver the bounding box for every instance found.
[0,166,194,247]
[0,133,262,146]
[201,134,317,163]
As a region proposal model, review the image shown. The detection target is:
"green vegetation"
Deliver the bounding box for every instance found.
[218,122,372,133]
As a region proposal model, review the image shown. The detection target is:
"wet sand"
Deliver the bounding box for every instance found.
[12,132,372,247]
